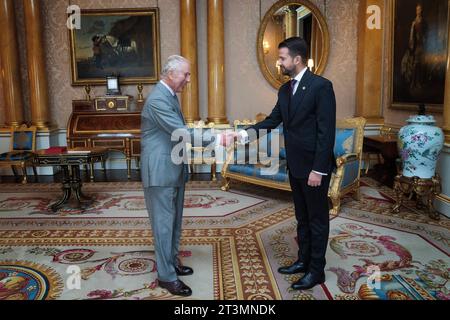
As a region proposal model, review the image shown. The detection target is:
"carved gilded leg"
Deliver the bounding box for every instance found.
[329,196,341,216]
[392,181,403,213]
[352,188,361,201]
[211,162,217,181]
[364,153,370,176]
[90,162,95,182]
[221,177,230,191]
[427,194,440,220]
[20,162,27,184]
[126,158,131,180]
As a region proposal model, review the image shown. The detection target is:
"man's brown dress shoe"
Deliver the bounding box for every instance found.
[159,279,192,297]
[175,265,194,276]
[278,261,308,274]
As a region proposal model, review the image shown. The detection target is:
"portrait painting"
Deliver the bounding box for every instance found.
[69,8,160,86]
[391,0,448,111]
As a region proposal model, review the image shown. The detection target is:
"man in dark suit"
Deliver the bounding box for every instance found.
[239,37,336,290]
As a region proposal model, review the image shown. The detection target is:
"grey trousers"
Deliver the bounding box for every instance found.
[144,185,185,282]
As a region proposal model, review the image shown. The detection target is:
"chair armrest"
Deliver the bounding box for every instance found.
[336,153,359,167]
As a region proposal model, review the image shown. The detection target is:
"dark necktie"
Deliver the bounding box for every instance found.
[290,79,298,96]
[288,79,297,117]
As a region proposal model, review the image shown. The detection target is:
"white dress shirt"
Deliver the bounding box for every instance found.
[160,80,176,96]
[291,66,308,95]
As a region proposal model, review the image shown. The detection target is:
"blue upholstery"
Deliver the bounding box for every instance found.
[12,131,34,151]
[0,151,34,161]
[334,129,355,158]
[341,161,360,188]
[228,161,289,183]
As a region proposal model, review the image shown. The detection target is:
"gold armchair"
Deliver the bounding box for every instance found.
[328,117,367,215]
[0,125,38,184]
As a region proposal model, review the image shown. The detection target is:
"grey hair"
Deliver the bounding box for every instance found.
[161,55,189,77]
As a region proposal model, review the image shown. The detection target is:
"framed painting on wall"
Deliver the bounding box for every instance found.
[391,0,449,112]
[69,8,160,86]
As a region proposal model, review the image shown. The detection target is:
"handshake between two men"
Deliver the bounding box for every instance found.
[178,128,281,176]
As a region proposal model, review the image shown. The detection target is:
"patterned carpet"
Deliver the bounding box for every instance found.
[0,178,448,300]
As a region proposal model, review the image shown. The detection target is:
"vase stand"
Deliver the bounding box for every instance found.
[392,175,441,220]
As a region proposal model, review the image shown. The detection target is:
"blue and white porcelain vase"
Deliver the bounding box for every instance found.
[398,115,444,179]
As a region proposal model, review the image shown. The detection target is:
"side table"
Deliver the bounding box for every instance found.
[34,148,108,212]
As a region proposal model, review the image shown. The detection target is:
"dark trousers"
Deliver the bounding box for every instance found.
[289,173,331,276]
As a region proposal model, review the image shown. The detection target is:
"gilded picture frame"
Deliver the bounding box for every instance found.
[69,8,161,86]
[390,0,449,112]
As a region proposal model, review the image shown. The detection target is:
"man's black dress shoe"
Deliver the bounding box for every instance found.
[159,279,192,297]
[175,265,194,276]
[291,272,325,290]
[278,261,308,275]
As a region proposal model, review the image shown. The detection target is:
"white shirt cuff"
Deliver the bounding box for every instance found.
[312,170,327,176]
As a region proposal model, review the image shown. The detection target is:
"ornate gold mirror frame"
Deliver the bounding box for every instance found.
[257,0,330,89]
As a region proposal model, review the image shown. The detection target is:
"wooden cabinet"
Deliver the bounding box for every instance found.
[66,96,143,179]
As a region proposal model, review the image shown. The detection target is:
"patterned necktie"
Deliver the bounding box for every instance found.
[290,79,298,96]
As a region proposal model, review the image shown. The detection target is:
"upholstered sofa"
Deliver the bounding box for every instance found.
[221,117,367,215]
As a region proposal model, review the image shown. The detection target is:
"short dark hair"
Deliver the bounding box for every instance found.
[278,37,309,64]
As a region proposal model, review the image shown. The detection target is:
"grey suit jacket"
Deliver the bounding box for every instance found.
[141,82,215,187]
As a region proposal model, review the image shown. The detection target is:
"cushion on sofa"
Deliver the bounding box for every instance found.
[228,160,289,183]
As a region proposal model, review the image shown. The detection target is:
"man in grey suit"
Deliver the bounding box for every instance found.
[141,55,200,297]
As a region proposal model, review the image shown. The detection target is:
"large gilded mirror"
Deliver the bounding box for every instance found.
[257,0,330,89]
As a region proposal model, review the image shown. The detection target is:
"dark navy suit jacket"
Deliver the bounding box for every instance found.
[250,69,336,179]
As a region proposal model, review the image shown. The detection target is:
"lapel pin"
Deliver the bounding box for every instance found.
[302,87,306,91]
